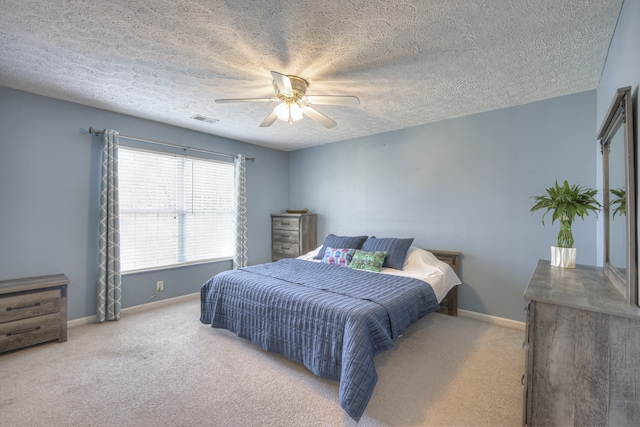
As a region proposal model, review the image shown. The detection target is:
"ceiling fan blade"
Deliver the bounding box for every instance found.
[259,109,279,127]
[215,98,278,103]
[299,104,336,128]
[270,71,294,97]
[304,95,360,106]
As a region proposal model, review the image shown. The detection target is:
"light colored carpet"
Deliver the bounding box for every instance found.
[0,296,524,426]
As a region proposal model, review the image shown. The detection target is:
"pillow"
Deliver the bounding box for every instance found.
[348,250,387,272]
[403,246,442,269]
[314,234,368,260]
[321,247,356,267]
[362,237,414,270]
[297,245,322,261]
[399,247,462,301]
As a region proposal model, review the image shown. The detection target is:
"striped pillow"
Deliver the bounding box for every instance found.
[362,237,414,270]
[314,234,368,260]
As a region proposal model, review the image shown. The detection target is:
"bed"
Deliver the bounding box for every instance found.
[200,239,461,421]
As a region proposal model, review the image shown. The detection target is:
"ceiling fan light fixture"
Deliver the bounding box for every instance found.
[274,102,303,124]
[216,71,356,128]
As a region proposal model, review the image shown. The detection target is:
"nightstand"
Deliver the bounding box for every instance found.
[0,274,69,353]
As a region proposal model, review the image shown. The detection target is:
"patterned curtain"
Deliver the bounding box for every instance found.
[97,129,122,322]
[233,154,248,268]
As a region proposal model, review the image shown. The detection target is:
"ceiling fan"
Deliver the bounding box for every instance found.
[215,71,359,128]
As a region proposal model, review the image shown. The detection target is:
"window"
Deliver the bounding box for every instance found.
[118,147,234,272]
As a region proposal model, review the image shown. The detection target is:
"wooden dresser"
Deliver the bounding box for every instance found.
[271,213,317,261]
[0,274,69,353]
[523,261,640,426]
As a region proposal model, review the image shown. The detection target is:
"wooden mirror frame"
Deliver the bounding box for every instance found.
[598,86,637,305]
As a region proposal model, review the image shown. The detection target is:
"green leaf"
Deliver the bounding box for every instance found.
[610,187,626,218]
[530,180,601,248]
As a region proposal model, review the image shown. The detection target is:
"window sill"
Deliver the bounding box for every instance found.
[121,257,233,276]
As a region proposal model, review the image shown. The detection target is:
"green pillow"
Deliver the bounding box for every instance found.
[348,250,387,272]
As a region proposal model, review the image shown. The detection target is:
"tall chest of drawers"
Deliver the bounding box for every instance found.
[271,213,317,261]
[0,274,69,353]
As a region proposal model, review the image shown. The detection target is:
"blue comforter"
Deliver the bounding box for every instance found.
[200,258,439,421]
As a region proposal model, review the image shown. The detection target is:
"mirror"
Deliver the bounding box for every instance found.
[609,128,626,271]
[598,86,637,305]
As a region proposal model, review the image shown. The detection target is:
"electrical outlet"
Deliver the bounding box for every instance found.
[156,280,163,292]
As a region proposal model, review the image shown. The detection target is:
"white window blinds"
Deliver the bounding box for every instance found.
[118,147,234,272]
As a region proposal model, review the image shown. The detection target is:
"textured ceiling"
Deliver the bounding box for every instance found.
[0,0,623,151]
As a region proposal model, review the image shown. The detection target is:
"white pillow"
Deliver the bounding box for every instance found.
[390,247,462,302]
[403,246,442,269]
[298,246,322,261]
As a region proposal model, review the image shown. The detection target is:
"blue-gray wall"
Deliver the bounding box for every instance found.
[289,91,597,321]
[0,87,288,320]
[597,0,640,124]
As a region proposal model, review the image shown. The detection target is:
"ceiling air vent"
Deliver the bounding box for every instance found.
[191,114,219,124]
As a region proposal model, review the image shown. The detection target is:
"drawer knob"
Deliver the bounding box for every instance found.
[6,326,41,337]
[6,302,41,311]
[281,247,290,250]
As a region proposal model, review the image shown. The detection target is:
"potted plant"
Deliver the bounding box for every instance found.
[530,180,601,268]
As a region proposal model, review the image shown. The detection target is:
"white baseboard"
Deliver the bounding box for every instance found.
[458,309,525,331]
[68,292,200,328]
[69,293,525,331]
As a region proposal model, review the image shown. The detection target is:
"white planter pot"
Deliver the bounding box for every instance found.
[550,246,576,268]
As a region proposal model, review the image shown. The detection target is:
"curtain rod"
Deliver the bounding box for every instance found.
[88,127,255,161]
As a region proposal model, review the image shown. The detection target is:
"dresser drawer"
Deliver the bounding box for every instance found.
[0,312,61,353]
[272,242,300,257]
[0,289,61,323]
[273,230,300,243]
[272,217,300,231]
